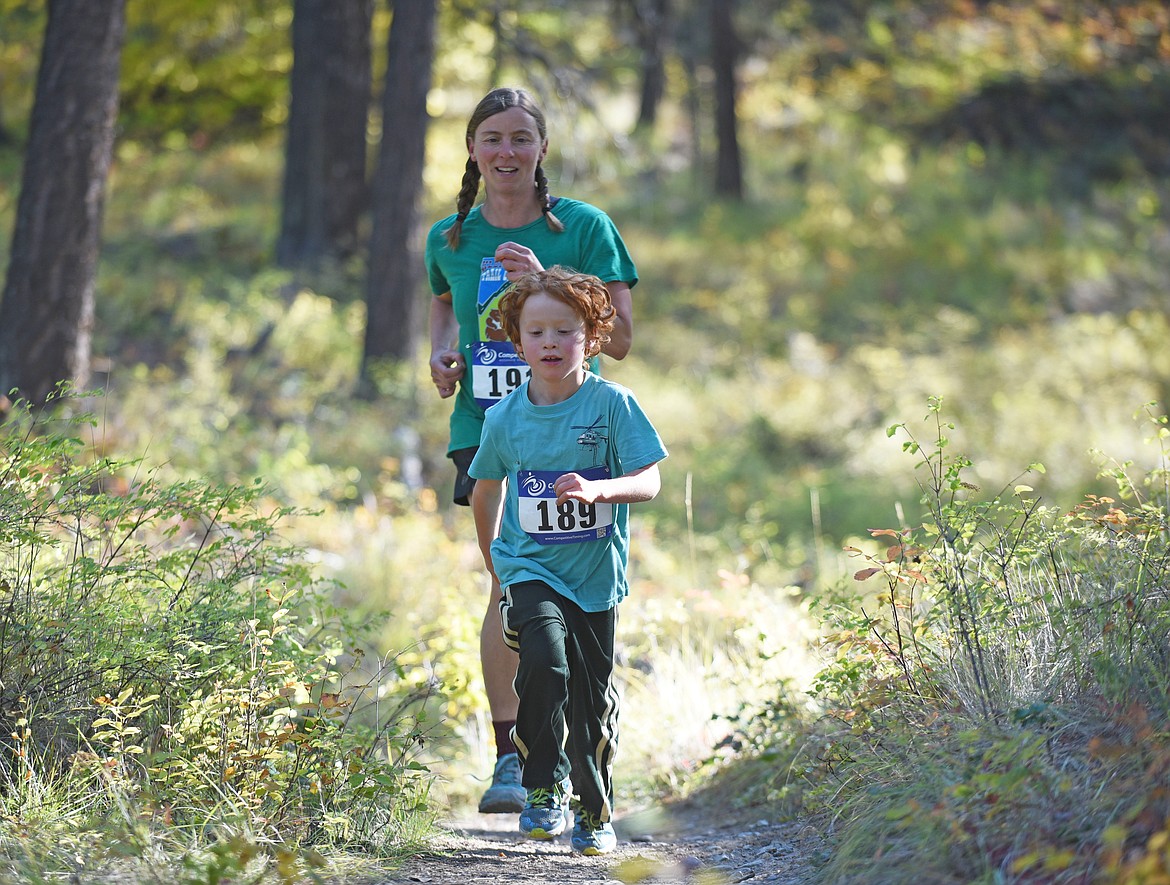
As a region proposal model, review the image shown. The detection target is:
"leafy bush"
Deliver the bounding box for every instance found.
[727,399,1170,883]
[0,391,435,881]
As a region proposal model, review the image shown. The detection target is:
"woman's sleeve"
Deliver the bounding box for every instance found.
[581,209,638,289]
[424,222,452,296]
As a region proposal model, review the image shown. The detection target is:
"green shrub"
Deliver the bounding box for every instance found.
[0,391,435,880]
[732,398,1170,883]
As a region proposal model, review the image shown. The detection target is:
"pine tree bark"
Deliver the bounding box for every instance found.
[276,0,373,269]
[0,0,126,409]
[711,0,743,199]
[359,0,437,391]
[632,0,669,132]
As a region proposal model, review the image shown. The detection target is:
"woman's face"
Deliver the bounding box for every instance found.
[468,106,548,196]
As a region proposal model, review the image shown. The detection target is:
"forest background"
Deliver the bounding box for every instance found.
[1,1,1169,883]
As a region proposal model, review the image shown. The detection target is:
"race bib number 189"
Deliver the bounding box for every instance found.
[518,467,613,545]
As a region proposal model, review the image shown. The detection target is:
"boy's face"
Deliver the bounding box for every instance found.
[515,291,593,384]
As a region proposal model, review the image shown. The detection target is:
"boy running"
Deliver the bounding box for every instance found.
[469,267,667,854]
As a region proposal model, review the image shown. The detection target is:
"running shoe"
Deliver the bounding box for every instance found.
[519,779,571,839]
[477,753,526,814]
[571,809,617,855]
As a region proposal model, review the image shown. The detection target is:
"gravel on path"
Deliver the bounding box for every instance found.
[371,802,826,885]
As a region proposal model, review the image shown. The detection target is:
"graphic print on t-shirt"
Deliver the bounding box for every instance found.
[472,257,530,409]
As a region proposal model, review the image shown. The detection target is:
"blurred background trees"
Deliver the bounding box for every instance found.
[0,3,1169,880]
[0,0,758,404]
[276,0,372,270]
[361,0,437,380]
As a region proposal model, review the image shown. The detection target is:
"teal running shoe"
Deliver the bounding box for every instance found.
[519,779,571,840]
[571,809,617,855]
[477,753,526,814]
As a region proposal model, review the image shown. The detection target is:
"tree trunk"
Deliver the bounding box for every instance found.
[0,0,126,409]
[359,0,437,393]
[276,0,373,269]
[632,0,669,132]
[710,0,743,199]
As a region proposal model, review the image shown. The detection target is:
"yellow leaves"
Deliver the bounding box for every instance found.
[1101,816,1170,882]
[1104,508,1130,526]
[1011,848,1077,874]
[612,855,665,883]
[884,798,921,821]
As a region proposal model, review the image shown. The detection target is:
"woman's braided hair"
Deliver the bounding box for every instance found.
[443,87,565,249]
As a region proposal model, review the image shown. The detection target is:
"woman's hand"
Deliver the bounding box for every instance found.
[495,241,544,280]
[429,295,464,398]
[430,349,465,398]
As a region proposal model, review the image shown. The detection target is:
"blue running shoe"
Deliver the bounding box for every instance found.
[519,780,571,840]
[477,753,526,814]
[571,809,617,855]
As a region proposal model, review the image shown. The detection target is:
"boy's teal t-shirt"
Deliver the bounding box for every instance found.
[469,373,667,612]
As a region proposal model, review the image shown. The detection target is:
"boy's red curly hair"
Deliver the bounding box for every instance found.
[499,266,615,360]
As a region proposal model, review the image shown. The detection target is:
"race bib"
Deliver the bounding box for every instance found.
[472,342,530,409]
[517,467,613,545]
[472,257,527,409]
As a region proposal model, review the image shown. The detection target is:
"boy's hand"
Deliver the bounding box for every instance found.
[555,463,661,507]
[553,472,599,505]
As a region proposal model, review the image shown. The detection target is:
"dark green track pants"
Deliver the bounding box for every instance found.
[500,580,619,822]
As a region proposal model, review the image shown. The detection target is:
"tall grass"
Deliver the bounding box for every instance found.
[729,400,1170,884]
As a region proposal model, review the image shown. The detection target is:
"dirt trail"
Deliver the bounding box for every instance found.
[374,802,826,884]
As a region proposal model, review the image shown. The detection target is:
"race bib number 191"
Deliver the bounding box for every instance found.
[472,342,530,409]
[473,257,529,409]
[518,467,613,545]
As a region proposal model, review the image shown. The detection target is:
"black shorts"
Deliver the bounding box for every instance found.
[450,446,478,507]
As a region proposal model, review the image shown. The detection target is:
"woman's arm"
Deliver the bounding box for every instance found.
[429,293,464,398]
[602,282,633,360]
[494,242,633,360]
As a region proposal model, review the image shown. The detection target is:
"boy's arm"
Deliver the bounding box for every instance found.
[553,462,661,507]
[471,477,506,582]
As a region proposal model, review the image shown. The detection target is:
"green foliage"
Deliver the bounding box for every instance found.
[0,1,43,146]
[118,0,292,146]
[734,400,1170,883]
[0,392,435,880]
[4,1,1170,877]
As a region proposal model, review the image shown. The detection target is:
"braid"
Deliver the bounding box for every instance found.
[535,161,564,233]
[444,158,482,249]
[450,88,564,245]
